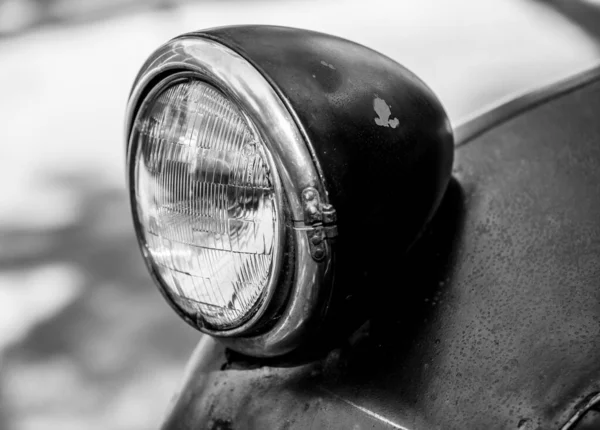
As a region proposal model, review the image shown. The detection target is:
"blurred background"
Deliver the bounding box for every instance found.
[0,0,599,429]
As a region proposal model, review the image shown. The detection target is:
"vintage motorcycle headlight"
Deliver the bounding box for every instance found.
[126,26,454,358]
[132,79,284,330]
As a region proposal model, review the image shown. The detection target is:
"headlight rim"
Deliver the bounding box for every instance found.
[125,35,336,356]
[128,72,289,336]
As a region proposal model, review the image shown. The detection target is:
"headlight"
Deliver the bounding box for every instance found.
[126,26,454,357]
[132,79,284,330]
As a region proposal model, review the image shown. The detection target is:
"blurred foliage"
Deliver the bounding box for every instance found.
[0,0,274,37]
[0,0,179,36]
[0,172,199,430]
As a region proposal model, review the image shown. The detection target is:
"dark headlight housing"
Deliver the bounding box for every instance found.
[125,25,453,358]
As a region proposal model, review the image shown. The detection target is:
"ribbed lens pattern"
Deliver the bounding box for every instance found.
[133,80,279,329]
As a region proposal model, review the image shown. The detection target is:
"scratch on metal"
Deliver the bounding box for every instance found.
[318,386,410,430]
[320,60,336,70]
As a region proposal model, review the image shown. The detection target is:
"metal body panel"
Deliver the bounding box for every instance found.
[161,54,600,430]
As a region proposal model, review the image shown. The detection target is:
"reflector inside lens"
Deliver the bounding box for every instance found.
[132,79,281,329]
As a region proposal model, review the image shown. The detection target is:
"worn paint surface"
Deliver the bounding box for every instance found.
[373,96,400,128]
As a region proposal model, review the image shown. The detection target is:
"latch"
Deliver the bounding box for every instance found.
[301,187,338,261]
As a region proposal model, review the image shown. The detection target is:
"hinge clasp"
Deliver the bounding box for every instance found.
[301,187,338,261]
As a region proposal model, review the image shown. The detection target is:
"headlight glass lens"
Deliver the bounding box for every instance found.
[131,79,282,329]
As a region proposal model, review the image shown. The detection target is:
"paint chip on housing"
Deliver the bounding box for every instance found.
[373,96,399,129]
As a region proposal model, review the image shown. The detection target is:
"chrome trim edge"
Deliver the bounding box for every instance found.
[128,73,286,337]
[454,61,600,148]
[126,37,324,218]
[561,392,600,430]
[125,36,333,356]
[219,228,334,357]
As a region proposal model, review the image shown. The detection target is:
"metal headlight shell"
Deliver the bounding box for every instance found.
[125,25,454,358]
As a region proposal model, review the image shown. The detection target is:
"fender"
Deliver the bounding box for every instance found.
[160,63,600,430]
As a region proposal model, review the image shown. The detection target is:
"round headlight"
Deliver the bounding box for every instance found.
[127,35,331,356]
[131,79,284,330]
[126,26,454,358]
